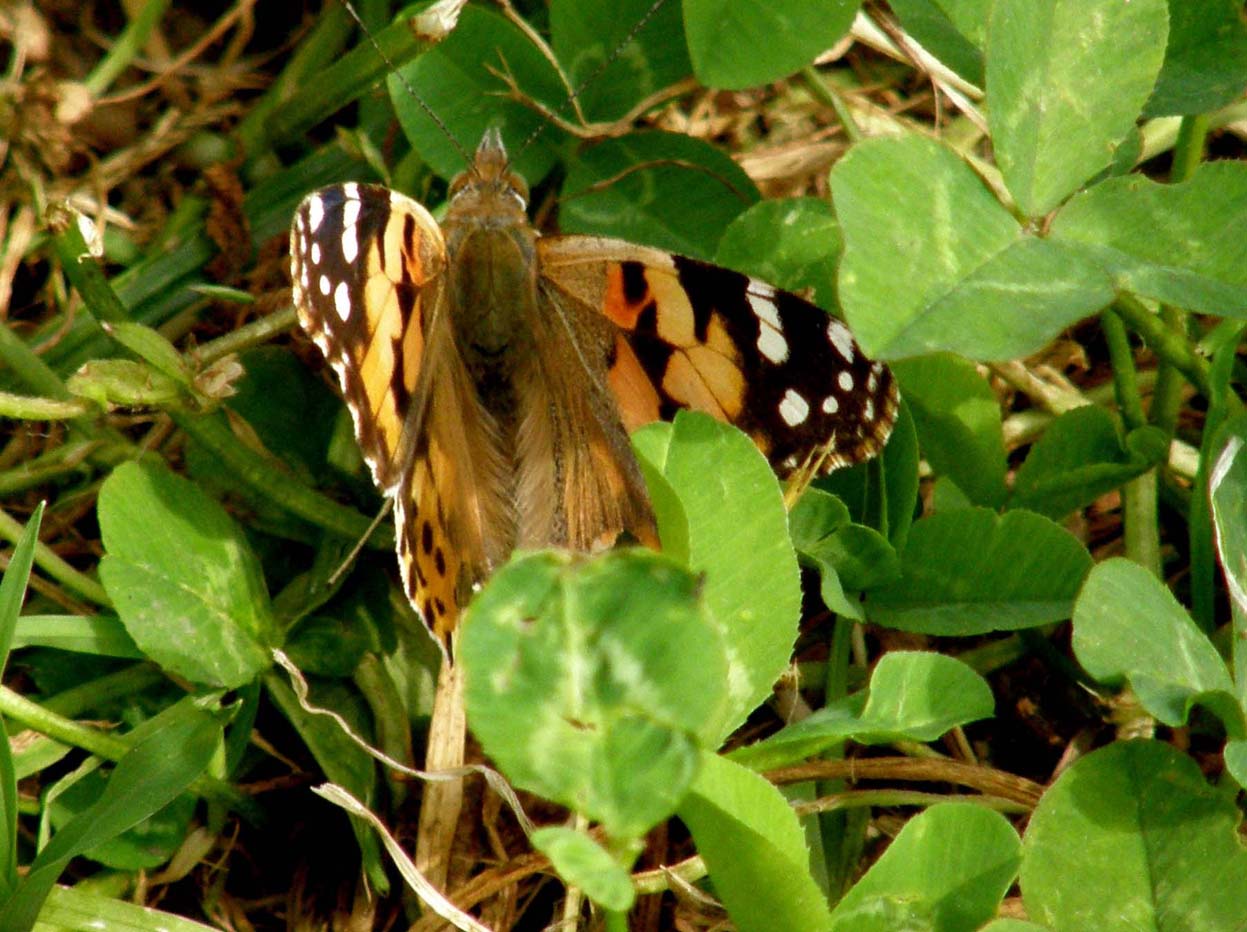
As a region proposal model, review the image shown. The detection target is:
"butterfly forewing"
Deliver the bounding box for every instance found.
[290,183,444,491]
[291,183,474,638]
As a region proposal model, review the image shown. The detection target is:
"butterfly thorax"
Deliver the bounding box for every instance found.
[442,131,539,386]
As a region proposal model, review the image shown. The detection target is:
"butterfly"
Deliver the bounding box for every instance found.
[289,128,898,649]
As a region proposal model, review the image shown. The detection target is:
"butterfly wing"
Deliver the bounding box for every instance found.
[537,236,899,474]
[513,278,659,553]
[290,183,492,643]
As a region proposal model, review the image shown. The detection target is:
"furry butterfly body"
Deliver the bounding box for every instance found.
[289,129,897,645]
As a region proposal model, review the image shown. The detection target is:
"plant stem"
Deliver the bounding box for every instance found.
[1101,310,1146,429]
[1112,296,1213,399]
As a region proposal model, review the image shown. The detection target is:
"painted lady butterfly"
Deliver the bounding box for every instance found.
[289,128,897,648]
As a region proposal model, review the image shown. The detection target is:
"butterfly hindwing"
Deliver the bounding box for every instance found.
[519,280,659,552]
[537,236,899,474]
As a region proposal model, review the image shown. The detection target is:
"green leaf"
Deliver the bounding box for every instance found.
[560,131,759,260]
[48,774,195,870]
[10,615,142,659]
[34,884,222,932]
[818,401,920,552]
[461,550,725,841]
[790,489,899,595]
[66,359,184,409]
[715,198,841,310]
[679,752,833,932]
[550,0,691,122]
[731,652,994,770]
[892,353,1007,508]
[830,802,1020,931]
[390,4,568,183]
[1225,739,1247,789]
[856,652,995,741]
[531,827,635,912]
[0,701,223,930]
[224,347,341,484]
[832,135,1113,360]
[102,321,193,389]
[0,502,41,677]
[1073,558,1243,735]
[888,0,985,84]
[868,508,1094,634]
[1145,0,1247,116]
[1021,740,1247,930]
[658,412,800,741]
[1210,418,1247,623]
[1050,162,1247,318]
[1010,406,1168,519]
[97,460,274,689]
[0,502,42,899]
[986,0,1168,216]
[682,0,858,89]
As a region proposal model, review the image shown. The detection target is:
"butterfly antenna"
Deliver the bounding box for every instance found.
[511,0,672,163]
[339,0,474,169]
[329,498,395,588]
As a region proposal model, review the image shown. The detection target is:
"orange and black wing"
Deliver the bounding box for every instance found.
[537,236,899,475]
[289,183,470,645]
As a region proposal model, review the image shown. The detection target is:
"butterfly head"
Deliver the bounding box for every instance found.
[447,127,530,222]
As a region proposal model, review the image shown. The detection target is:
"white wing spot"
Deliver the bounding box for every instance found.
[341,224,358,264]
[342,182,360,200]
[309,241,321,265]
[779,389,809,426]
[822,395,840,415]
[748,285,787,363]
[319,274,331,296]
[334,281,351,320]
[864,399,875,420]
[305,195,324,233]
[757,328,788,364]
[827,321,856,362]
[341,197,361,231]
[867,369,878,393]
[838,371,854,392]
[747,287,781,327]
[748,276,778,298]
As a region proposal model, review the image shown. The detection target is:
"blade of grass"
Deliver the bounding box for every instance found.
[0,502,44,898]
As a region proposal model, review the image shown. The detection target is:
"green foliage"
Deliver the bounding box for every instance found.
[560,131,759,260]
[679,752,834,932]
[869,508,1094,635]
[1021,741,1247,930]
[4,0,1247,928]
[97,461,275,689]
[829,803,1021,931]
[462,549,724,842]
[682,0,858,90]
